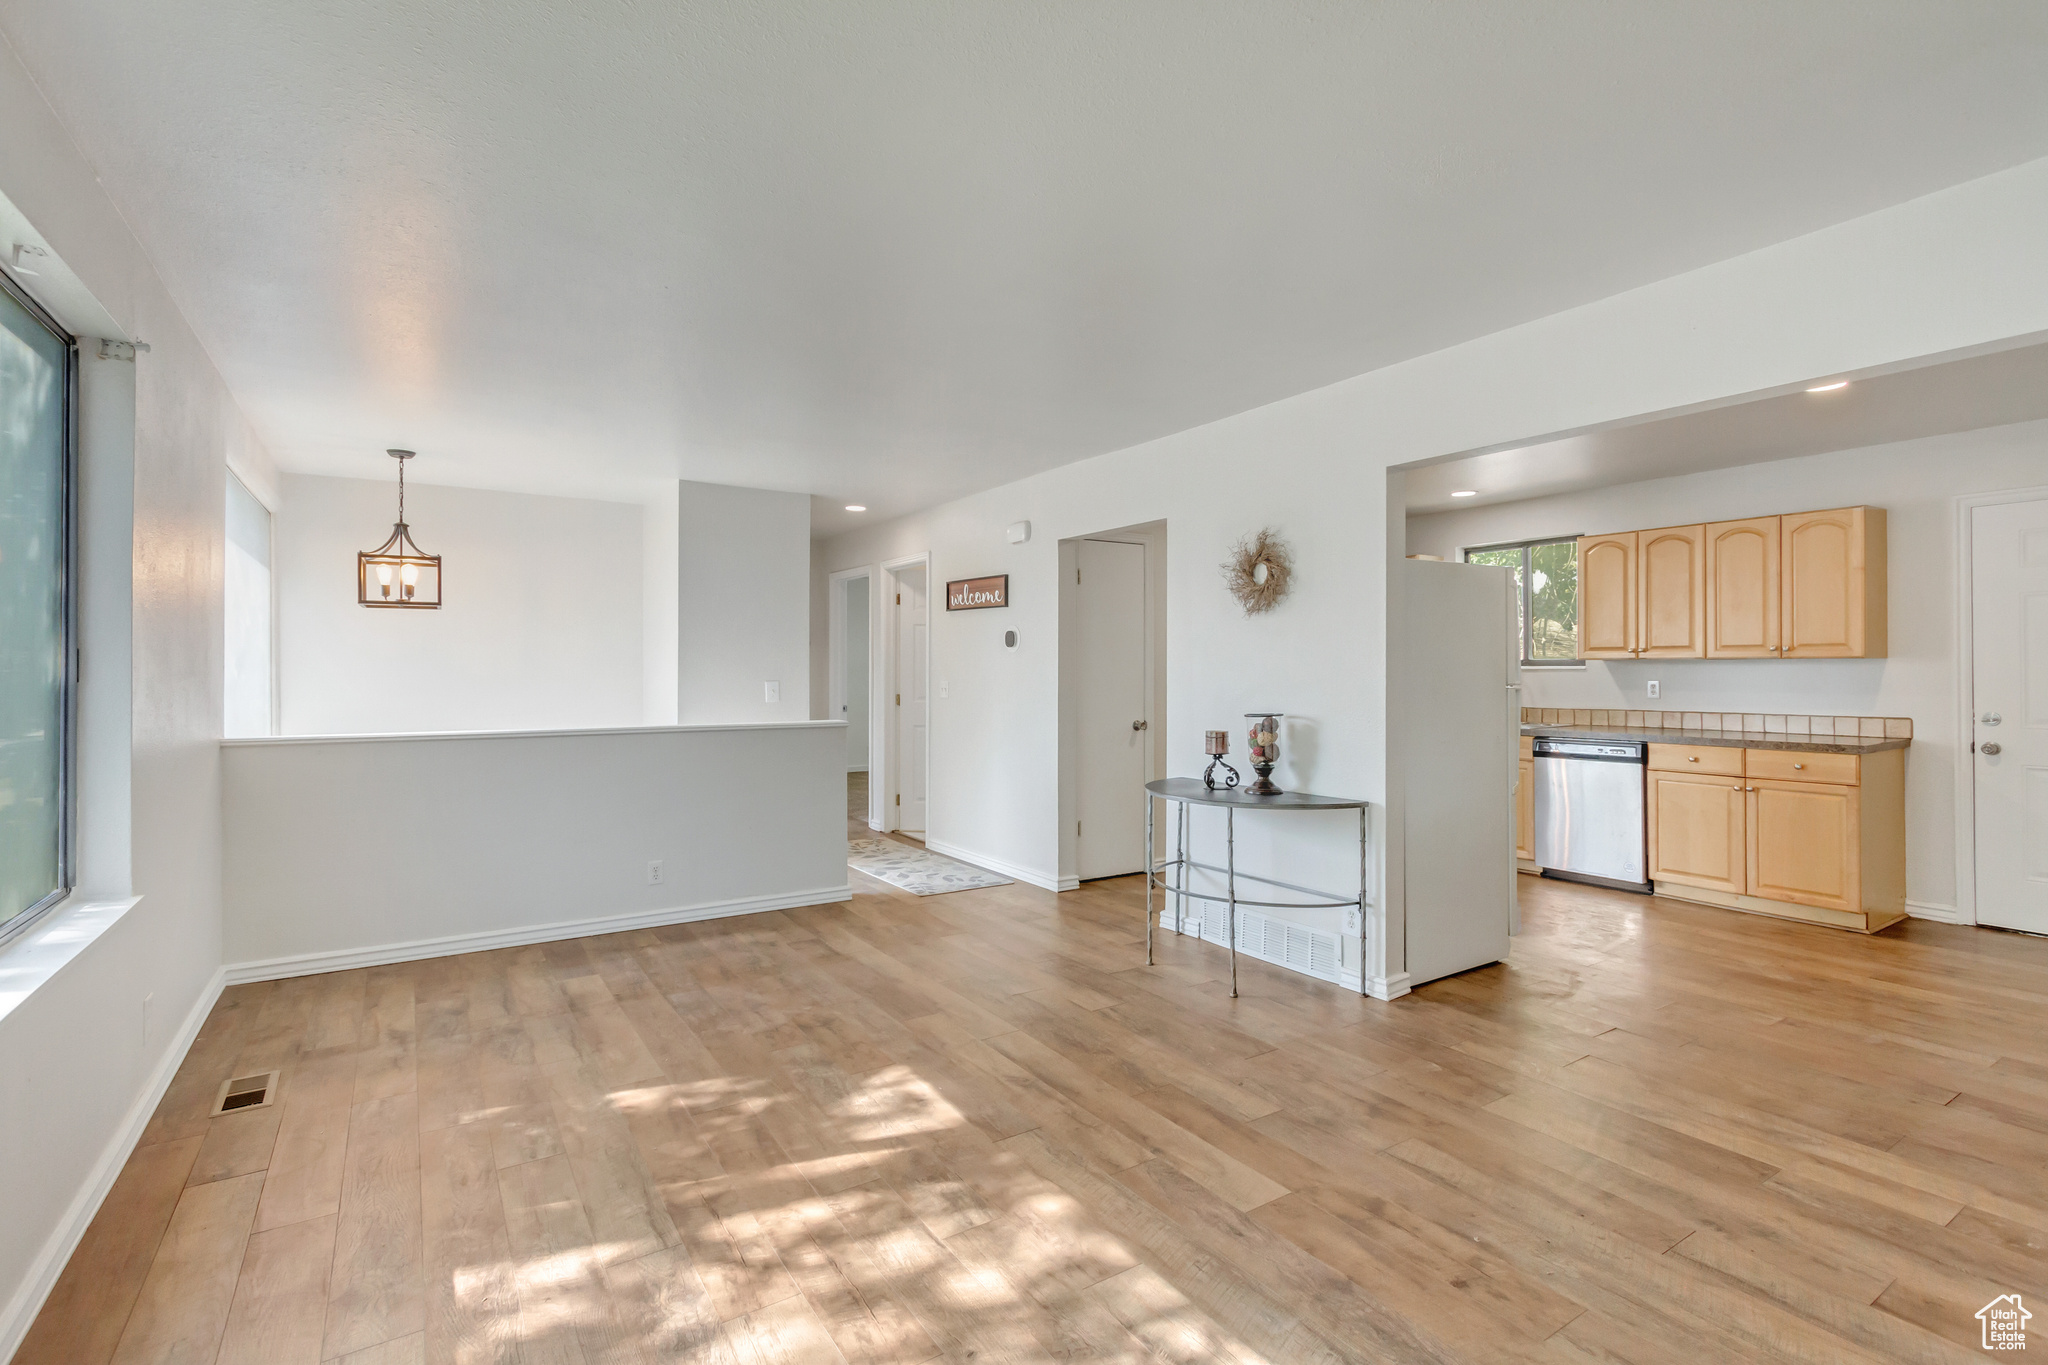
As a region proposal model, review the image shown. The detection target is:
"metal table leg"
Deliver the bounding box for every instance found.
[1227,806,1238,998]
[1145,793,1154,966]
[1174,801,1187,934]
[1360,806,1369,992]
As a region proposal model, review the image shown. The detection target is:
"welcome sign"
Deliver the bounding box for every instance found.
[946,574,1008,610]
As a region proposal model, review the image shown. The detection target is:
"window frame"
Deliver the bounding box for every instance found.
[1462,534,1585,669]
[0,265,78,949]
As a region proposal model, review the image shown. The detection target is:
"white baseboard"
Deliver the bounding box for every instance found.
[0,964,227,1364]
[224,884,853,983]
[1905,899,1967,924]
[846,764,868,773]
[924,838,1065,892]
[1366,971,1411,1001]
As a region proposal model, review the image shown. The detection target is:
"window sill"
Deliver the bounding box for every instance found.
[0,894,142,1028]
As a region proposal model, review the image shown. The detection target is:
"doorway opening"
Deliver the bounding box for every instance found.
[828,565,878,833]
[1059,521,1166,887]
[881,555,930,840]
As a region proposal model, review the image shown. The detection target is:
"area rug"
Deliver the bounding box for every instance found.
[848,839,1013,895]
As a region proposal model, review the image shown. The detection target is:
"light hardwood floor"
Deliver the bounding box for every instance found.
[18,851,2048,1362]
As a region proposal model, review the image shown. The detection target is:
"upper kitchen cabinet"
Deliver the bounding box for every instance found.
[1705,516,1781,657]
[1577,532,1636,657]
[1637,524,1705,657]
[1782,507,1887,658]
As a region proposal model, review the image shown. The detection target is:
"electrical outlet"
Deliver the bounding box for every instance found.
[763,680,779,703]
[1647,680,1660,699]
[647,860,663,885]
[1343,908,1362,936]
[939,680,949,698]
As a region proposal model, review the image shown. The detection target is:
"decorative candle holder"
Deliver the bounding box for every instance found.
[1202,730,1240,790]
[1244,712,1283,794]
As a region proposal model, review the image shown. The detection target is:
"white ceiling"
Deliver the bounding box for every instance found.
[3,3,2046,533]
[1403,337,2048,515]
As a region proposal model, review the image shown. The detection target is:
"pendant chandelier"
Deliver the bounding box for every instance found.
[357,449,442,608]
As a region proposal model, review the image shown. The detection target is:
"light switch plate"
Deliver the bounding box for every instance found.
[763,680,779,703]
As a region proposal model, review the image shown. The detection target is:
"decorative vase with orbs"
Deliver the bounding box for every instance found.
[1244,712,1283,794]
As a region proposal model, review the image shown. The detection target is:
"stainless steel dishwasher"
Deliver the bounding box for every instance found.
[1531,737,1651,893]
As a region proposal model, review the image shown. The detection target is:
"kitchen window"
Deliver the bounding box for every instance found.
[0,270,73,945]
[1463,536,1580,666]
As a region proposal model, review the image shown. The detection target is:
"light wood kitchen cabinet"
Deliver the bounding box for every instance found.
[1705,516,1781,657]
[1647,769,1747,893]
[1637,524,1705,657]
[1577,532,1636,658]
[1782,506,1887,657]
[1516,737,1535,863]
[1644,742,1906,932]
[1747,778,1858,912]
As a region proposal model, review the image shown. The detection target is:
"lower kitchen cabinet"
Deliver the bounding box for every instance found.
[1646,743,1905,932]
[1748,778,1858,912]
[1648,771,1747,894]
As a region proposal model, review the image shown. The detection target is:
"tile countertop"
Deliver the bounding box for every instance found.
[1521,724,1910,755]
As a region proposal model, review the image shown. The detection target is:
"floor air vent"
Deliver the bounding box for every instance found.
[210,1070,279,1117]
[1182,908,1345,985]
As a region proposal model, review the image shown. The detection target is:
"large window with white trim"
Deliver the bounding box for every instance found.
[0,272,73,943]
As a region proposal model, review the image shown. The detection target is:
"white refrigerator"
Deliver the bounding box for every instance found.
[1398,558,1519,986]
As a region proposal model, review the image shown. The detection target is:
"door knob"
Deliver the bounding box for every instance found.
[1981,742,2002,756]
[1132,720,1148,731]
[1982,712,2002,726]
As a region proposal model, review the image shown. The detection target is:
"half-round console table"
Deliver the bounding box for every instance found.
[1144,778,1369,997]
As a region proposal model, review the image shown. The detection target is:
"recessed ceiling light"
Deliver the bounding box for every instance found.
[1451,490,1478,498]
[1806,381,1849,393]
[844,505,866,512]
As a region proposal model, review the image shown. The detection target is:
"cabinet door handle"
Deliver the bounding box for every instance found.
[1792,762,1804,770]
[1687,756,1699,762]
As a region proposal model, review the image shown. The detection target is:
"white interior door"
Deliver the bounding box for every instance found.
[1076,540,1147,880]
[895,566,927,834]
[1973,497,2048,934]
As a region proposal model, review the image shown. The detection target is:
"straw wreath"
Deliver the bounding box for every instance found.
[1222,528,1293,614]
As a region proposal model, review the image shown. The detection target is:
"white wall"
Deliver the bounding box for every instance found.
[813,155,2048,998]
[1406,418,2048,916]
[275,474,644,734]
[0,37,276,1356]
[677,480,811,723]
[846,577,870,768]
[221,723,849,972]
[642,492,680,725]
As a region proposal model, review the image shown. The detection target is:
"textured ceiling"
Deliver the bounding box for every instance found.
[3,2,2046,527]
